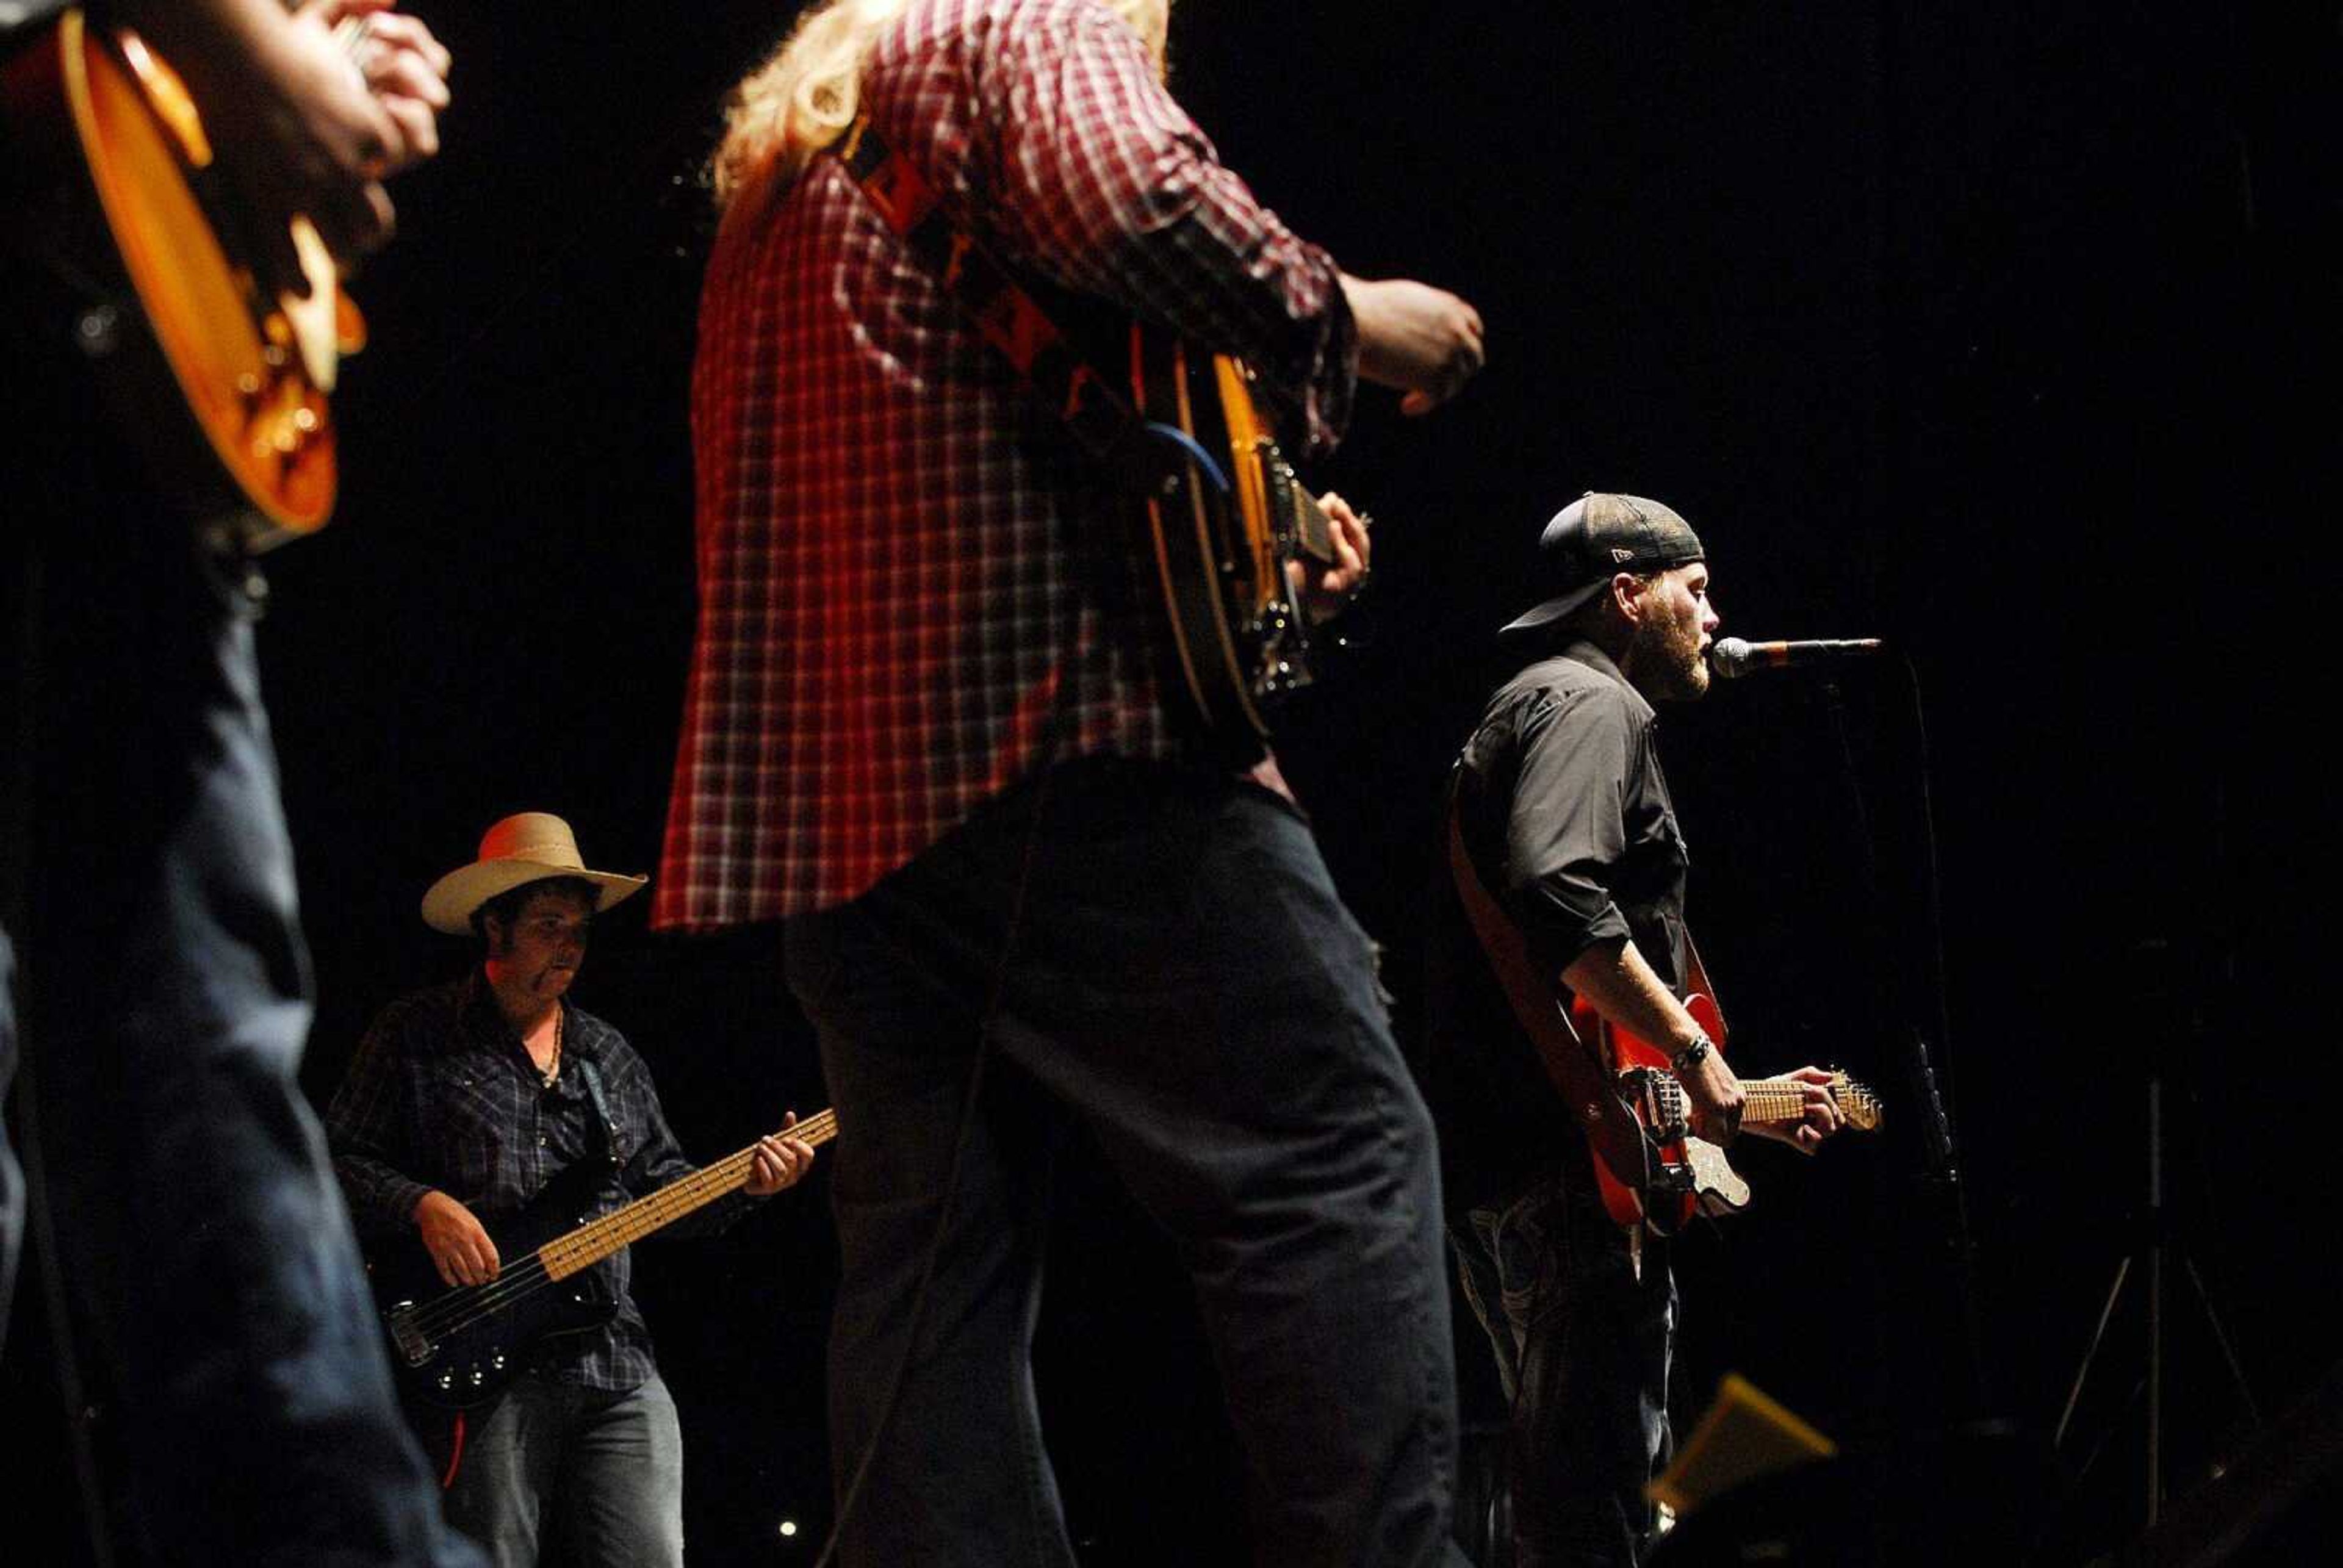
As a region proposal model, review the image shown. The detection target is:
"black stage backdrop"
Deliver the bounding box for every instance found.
[5,3,2338,1564]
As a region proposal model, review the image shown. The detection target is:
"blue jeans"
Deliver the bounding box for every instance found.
[2,516,483,1567]
[1451,1169,1676,1568]
[785,758,1465,1567]
[444,1368,685,1568]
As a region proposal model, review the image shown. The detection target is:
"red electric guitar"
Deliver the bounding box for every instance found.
[1565,991,1882,1234]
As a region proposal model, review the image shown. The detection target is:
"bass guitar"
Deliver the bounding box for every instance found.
[1569,993,1882,1234]
[374,1109,837,1411]
[0,7,364,548]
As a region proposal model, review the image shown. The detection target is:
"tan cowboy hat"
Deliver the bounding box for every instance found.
[420,812,649,935]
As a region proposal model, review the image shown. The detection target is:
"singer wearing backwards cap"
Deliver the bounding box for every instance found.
[326,814,818,1568]
[1416,494,1845,1566]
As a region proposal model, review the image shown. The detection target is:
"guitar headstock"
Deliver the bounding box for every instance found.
[1829,1071,1884,1132]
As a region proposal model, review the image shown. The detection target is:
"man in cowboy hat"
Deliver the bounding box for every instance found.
[326,813,819,1568]
[1418,494,1845,1566]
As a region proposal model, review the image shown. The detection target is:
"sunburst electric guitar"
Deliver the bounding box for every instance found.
[833,117,1348,758]
[1,8,367,547]
[373,1110,838,1412]
[1121,329,1347,753]
[1569,992,1883,1234]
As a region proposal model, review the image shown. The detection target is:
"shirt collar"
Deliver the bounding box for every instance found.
[1552,638,1657,724]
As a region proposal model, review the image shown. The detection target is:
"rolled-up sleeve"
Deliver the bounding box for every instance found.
[1503,686,1640,977]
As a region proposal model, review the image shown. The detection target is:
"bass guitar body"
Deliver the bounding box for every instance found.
[372,1156,622,1413]
[372,1109,838,1415]
[1,9,354,548]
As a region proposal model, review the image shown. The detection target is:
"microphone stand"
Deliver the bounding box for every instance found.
[2048,937,2261,1544]
[1818,665,1992,1422]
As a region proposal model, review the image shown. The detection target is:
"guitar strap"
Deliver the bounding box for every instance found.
[572,1054,623,1174]
[1442,781,1655,1190]
[830,117,1185,488]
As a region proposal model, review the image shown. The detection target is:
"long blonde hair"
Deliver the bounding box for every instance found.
[711,0,1171,210]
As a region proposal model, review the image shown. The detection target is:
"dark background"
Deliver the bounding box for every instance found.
[7,2,2340,1563]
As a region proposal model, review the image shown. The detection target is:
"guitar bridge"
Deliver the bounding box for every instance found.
[386,1306,434,1368]
[1620,1066,1689,1142]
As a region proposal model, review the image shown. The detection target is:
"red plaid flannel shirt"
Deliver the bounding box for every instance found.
[656,0,1358,927]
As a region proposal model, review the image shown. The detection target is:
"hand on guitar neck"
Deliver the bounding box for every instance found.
[121,0,450,295]
[1735,1066,1848,1154]
[1287,489,1373,624]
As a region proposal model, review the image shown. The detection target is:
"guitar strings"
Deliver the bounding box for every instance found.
[395,1112,838,1350]
[397,1109,840,1345]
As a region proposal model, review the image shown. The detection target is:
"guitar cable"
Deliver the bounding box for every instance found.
[810,751,1060,1568]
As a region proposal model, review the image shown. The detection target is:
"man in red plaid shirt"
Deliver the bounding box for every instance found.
[664,3,1483,1561]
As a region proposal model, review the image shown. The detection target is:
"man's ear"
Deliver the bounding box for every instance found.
[1607,572,1646,626]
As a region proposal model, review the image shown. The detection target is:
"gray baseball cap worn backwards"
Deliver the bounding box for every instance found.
[1498,492,1707,639]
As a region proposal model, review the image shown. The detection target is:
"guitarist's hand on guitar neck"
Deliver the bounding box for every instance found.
[741,1112,821,1197]
[1733,1065,1848,1155]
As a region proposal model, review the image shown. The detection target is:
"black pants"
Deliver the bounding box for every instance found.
[784,758,1467,1567]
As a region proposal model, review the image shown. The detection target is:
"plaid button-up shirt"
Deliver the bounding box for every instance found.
[655,0,1358,926]
[326,975,754,1392]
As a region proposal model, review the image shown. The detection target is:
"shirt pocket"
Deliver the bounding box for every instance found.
[412,1059,508,1202]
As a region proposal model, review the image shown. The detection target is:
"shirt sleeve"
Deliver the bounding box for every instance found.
[606,1041,760,1240]
[960,1,1357,455]
[1503,684,1641,977]
[325,1005,436,1242]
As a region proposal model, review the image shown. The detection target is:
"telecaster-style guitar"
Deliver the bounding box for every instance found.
[374,1110,837,1411]
[0,8,365,548]
[1568,992,1882,1234]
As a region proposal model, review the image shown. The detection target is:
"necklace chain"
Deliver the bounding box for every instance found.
[539,1007,564,1088]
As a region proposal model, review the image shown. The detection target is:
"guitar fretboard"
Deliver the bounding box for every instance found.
[538,1109,838,1281]
[1738,1077,1881,1132]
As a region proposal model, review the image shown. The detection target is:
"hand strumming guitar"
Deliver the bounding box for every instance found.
[1292,491,1373,623]
[414,1188,499,1287]
[118,0,451,296]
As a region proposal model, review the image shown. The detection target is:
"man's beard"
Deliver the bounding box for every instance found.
[1631,603,1710,702]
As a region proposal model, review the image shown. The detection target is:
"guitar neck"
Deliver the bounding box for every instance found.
[1736,1076,1880,1132]
[536,1109,837,1281]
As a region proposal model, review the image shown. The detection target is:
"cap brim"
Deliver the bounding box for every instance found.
[420,861,649,935]
[1497,578,1610,639]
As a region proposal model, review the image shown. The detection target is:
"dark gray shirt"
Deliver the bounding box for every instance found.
[328,973,757,1392]
[1421,639,1693,1212]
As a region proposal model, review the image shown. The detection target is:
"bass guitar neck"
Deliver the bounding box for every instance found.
[378,1109,837,1410]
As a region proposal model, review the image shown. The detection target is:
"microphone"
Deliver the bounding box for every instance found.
[1708,636,1885,678]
